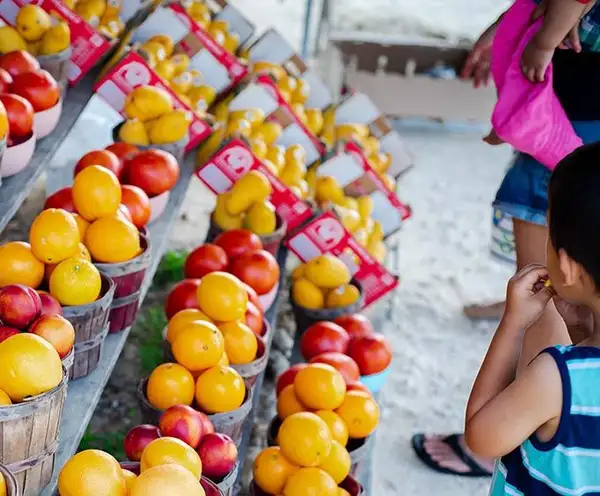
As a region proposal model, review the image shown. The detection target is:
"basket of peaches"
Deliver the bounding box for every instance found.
[0,50,62,178]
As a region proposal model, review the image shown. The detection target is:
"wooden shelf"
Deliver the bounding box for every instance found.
[0,73,95,233]
[40,154,196,496]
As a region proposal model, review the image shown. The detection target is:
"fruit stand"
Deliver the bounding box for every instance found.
[0,1,410,494]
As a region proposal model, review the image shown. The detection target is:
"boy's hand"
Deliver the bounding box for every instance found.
[521,41,554,82]
[505,264,555,331]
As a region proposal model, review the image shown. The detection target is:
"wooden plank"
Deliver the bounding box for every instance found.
[0,72,95,233]
[40,155,196,496]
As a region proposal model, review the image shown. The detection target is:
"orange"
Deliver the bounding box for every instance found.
[49,257,102,306]
[166,309,213,344]
[73,213,90,240]
[218,351,229,366]
[338,488,351,496]
[0,389,12,406]
[282,467,337,496]
[0,100,7,141]
[58,449,126,496]
[122,469,137,492]
[29,208,80,264]
[72,165,121,221]
[131,464,205,496]
[0,333,62,402]
[195,365,245,414]
[196,272,247,321]
[315,410,349,446]
[335,391,380,439]
[253,446,298,494]
[85,216,141,263]
[294,364,346,410]
[0,472,5,496]
[141,437,202,478]
[277,385,307,420]
[171,321,224,373]
[77,242,92,261]
[278,412,332,467]
[0,241,44,288]
[147,363,195,410]
[218,321,257,365]
[318,440,351,484]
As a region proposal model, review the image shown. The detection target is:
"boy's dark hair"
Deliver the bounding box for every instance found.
[549,142,600,289]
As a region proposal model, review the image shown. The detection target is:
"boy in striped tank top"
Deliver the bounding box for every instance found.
[465,142,600,495]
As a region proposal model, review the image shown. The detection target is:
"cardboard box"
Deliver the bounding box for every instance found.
[334,91,413,178]
[246,28,333,111]
[324,32,496,122]
[0,0,112,85]
[93,50,212,150]
[318,141,411,238]
[228,75,326,165]
[196,137,313,231]
[285,212,399,308]
[130,1,251,95]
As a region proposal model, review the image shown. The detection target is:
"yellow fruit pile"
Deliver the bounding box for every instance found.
[59,447,206,496]
[138,36,217,115]
[148,272,257,414]
[184,4,241,55]
[0,5,70,56]
[292,254,361,310]
[0,333,63,403]
[253,363,380,494]
[119,86,192,146]
[213,170,278,234]
[67,0,125,39]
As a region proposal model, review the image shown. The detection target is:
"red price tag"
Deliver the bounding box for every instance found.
[93,51,212,151]
[196,138,313,231]
[285,212,398,307]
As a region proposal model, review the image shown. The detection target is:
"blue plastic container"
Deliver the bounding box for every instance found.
[360,366,392,394]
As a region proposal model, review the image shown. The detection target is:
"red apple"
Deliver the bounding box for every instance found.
[0,69,13,93]
[300,321,350,360]
[0,51,39,77]
[334,314,374,339]
[164,279,201,319]
[10,70,59,112]
[347,333,392,376]
[123,149,180,197]
[276,363,308,396]
[198,412,215,437]
[37,292,63,317]
[0,93,34,139]
[74,149,123,179]
[123,425,161,461]
[244,302,263,337]
[197,433,237,480]
[43,187,76,212]
[0,326,20,343]
[0,284,41,329]
[184,244,228,279]
[25,286,42,316]
[29,314,75,358]
[159,405,204,449]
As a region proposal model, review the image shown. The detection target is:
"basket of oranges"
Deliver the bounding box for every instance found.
[0,463,18,496]
[0,331,68,495]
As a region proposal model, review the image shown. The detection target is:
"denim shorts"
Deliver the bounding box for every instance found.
[491,121,600,263]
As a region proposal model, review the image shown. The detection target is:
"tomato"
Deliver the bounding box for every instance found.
[0,69,13,93]
[123,149,180,197]
[10,70,59,112]
[242,282,263,313]
[120,185,151,228]
[43,187,76,212]
[300,321,350,361]
[334,314,374,339]
[214,229,263,260]
[346,380,372,395]
[184,243,228,279]
[0,93,33,139]
[310,352,360,383]
[276,364,308,396]
[347,333,392,375]
[105,142,139,165]
[230,249,279,296]
[164,279,201,319]
[74,149,123,179]
[0,51,39,77]
[244,301,263,336]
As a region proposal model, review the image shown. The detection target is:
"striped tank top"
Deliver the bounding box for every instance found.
[490,345,600,496]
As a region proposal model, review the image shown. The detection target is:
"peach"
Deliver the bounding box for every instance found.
[28,314,75,358]
[198,411,215,437]
[0,284,41,329]
[158,404,204,449]
[197,433,237,480]
[123,424,161,461]
[37,291,62,317]
[0,326,20,343]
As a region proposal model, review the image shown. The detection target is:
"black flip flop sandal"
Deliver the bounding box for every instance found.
[411,433,493,477]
